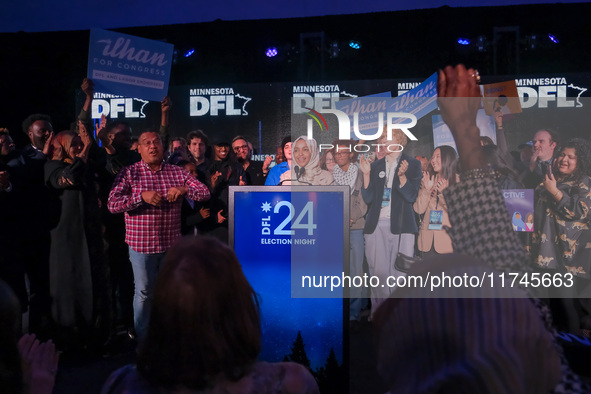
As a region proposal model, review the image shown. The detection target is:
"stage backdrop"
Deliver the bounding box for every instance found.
[77,72,591,159]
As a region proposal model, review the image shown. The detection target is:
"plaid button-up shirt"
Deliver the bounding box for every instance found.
[108,160,210,254]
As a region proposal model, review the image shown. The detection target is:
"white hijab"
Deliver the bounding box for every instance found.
[280,136,333,185]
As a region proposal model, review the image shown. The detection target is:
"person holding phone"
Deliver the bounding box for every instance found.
[523,129,559,188]
[531,138,591,333]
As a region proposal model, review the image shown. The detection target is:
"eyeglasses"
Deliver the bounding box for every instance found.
[233,145,248,151]
[334,151,349,156]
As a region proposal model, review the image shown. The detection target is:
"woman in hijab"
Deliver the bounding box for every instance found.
[280,136,333,186]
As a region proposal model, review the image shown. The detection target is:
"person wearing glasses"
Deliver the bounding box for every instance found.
[231,136,272,186]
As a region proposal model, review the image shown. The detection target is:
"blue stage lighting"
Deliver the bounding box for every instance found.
[457,38,470,45]
[266,47,278,57]
[348,41,361,49]
[548,34,559,44]
[184,49,195,57]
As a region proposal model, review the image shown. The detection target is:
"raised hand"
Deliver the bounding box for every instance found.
[211,171,222,188]
[543,171,558,194]
[81,78,94,98]
[437,65,481,133]
[77,121,92,162]
[398,160,409,177]
[78,121,92,147]
[422,171,435,190]
[161,96,172,112]
[239,175,246,186]
[494,110,503,128]
[97,114,110,146]
[263,155,273,172]
[161,96,171,128]
[437,65,487,171]
[359,154,371,175]
[436,177,449,192]
[529,147,541,171]
[18,334,59,394]
[42,132,54,157]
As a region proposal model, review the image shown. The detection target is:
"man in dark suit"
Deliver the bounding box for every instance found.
[359,128,422,318]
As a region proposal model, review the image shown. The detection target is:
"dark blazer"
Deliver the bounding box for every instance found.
[244,160,267,185]
[361,153,422,235]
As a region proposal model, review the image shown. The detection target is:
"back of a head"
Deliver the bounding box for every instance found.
[137,237,261,390]
[373,255,562,394]
[0,280,24,394]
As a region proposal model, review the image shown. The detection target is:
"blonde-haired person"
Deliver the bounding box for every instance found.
[280,136,333,186]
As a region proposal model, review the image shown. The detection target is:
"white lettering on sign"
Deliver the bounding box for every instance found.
[97,38,168,66]
[188,88,251,117]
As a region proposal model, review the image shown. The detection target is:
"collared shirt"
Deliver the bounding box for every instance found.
[108,160,210,254]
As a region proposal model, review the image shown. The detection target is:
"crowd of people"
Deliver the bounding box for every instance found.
[1,67,591,392]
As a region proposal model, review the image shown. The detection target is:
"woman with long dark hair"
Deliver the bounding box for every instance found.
[532,138,591,333]
[413,145,459,258]
[101,237,318,393]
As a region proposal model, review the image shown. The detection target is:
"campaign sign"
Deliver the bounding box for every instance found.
[432,109,496,151]
[389,71,438,121]
[502,189,534,232]
[87,29,174,101]
[482,80,523,116]
[332,73,437,136]
[432,114,458,152]
[230,186,347,370]
[334,92,391,134]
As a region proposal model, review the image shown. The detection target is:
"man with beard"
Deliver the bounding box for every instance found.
[231,135,272,185]
[108,131,210,341]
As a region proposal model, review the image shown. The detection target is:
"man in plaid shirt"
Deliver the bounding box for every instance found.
[108,131,210,341]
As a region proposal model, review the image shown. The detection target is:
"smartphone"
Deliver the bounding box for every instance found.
[541,161,551,176]
[362,151,376,163]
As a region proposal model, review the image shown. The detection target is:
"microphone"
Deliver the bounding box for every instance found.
[295,166,306,181]
[279,166,311,185]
